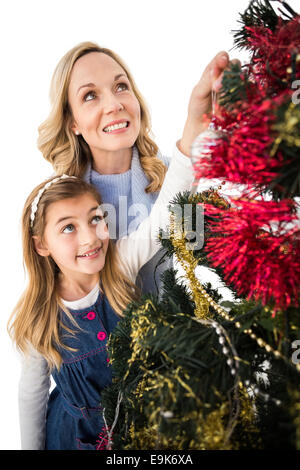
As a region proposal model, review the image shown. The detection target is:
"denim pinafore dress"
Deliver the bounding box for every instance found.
[45,291,121,450]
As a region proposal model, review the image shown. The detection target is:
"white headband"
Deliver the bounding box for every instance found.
[30,174,77,228]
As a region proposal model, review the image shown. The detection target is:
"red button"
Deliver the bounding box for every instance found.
[97,331,107,341]
[86,311,96,320]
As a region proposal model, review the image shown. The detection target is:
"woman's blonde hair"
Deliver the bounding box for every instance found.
[38,41,167,192]
[7,176,140,370]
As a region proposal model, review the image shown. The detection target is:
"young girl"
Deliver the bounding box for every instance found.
[8,144,194,450]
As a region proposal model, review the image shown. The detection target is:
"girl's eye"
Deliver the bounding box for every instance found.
[62,224,75,233]
[84,90,96,102]
[116,82,129,92]
[91,212,108,224]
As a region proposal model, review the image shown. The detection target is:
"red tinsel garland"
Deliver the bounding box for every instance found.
[204,199,300,312]
[246,15,300,87]
[192,9,300,315]
[96,425,113,450]
[193,91,290,186]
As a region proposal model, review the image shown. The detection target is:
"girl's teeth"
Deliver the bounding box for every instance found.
[80,248,99,257]
[104,122,128,132]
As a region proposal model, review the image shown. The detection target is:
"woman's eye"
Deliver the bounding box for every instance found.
[91,215,101,225]
[116,82,129,92]
[84,91,96,102]
[62,224,74,233]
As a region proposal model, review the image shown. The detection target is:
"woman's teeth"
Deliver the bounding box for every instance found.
[103,122,128,133]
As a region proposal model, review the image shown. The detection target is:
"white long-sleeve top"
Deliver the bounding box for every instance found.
[18,142,194,450]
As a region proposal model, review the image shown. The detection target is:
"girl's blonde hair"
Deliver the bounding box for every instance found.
[8,176,140,370]
[37,41,167,192]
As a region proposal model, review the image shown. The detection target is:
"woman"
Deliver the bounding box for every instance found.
[37,41,230,294]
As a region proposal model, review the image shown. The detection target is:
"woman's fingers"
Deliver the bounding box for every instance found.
[212,58,242,91]
[183,52,241,151]
[194,52,241,98]
[192,51,229,100]
[210,52,230,80]
[186,52,229,119]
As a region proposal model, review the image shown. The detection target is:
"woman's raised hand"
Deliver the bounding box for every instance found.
[178,51,238,156]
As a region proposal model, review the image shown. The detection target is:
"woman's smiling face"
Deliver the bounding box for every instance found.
[68,52,141,160]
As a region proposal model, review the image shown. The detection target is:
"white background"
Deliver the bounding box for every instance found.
[1,0,298,450]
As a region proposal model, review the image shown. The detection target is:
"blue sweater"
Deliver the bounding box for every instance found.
[84,146,172,295]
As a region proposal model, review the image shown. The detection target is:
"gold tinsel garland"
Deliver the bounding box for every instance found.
[237,383,262,449]
[124,366,261,449]
[168,198,300,372]
[120,299,259,449]
[288,386,300,450]
[169,214,210,318]
[127,370,233,450]
[119,297,235,449]
[109,190,298,449]
[271,101,300,156]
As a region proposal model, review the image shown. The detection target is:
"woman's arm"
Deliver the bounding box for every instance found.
[116,142,194,282]
[18,345,50,450]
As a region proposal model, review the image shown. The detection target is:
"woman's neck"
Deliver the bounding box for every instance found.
[91,146,132,175]
[58,272,100,302]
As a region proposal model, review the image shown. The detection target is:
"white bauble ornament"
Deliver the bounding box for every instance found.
[191,121,225,165]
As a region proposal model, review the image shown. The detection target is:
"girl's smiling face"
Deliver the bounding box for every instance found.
[33,193,110,281]
[68,52,141,160]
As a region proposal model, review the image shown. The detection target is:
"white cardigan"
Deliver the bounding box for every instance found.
[18,142,194,449]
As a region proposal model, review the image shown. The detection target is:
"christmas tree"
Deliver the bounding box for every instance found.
[100,0,300,450]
